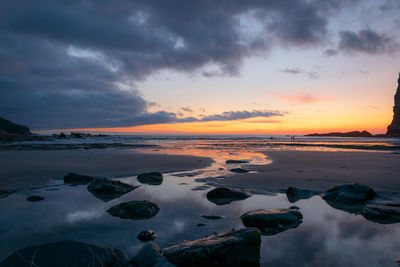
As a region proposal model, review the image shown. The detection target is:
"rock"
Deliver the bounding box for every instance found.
[64,172,95,185]
[225,159,250,164]
[230,168,249,173]
[196,223,206,227]
[27,195,44,202]
[201,215,224,220]
[87,178,138,202]
[0,117,31,135]
[0,189,13,199]
[137,230,157,242]
[0,240,128,267]
[286,187,314,203]
[396,258,400,266]
[322,183,375,204]
[163,228,261,267]
[387,73,400,137]
[137,172,163,185]
[128,242,162,267]
[206,187,251,205]
[240,208,303,235]
[107,200,160,220]
[361,204,400,224]
[191,185,211,191]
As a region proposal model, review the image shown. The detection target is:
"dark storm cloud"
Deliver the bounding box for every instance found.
[338,29,399,54]
[0,0,355,129]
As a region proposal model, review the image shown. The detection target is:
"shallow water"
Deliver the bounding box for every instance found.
[1,149,399,266]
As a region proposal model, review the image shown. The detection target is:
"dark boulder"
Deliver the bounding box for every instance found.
[27,195,44,202]
[361,204,400,224]
[286,187,314,203]
[225,159,250,164]
[0,240,128,267]
[230,168,249,173]
[207,187,251,205]
[137,230,157,242]
[137,172,163,185]
[322,183,375,204]
[87,178,138,202]
[163,228,261,267]
[128,242,162,267]
[107,200,160,220]
[201,215,224,220]
[240,208,303,235]
[64,172,95,185]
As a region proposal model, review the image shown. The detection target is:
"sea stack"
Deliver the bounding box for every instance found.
[387,73,400,137]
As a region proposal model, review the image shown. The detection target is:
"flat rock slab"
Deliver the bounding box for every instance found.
[225,159,250,164]
[137,172,163,185]
[0,189,14,199]
[163,228,261,267]
[286,187,314,203]
[129,242,162,267]
[240,208,303,235]
[201,215,224,220]
[230,168,249,173]
[0,240,128,267]
[361,204,400,224]
[87,178,138,202]
[207,187,251,205]
[63,172,95,185]
[107,200,160,220]
[27,195,44,202]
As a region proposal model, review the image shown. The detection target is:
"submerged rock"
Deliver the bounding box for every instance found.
[107,200,160,220]
[207,187,251,205]
[0,189,13,199]
[240,208,303,235]
[230,168,249,173]
[137,230,157,242]
[63,172,95,185]
[286,187,314,203]
[191,185,211,191]
[27,195,44,202]
[201,215,224,220]
[225,159,250,164]
[128,242,162,267]
[87,178,138,202]
[322,183,375,204]
[137,172,163,185]
[361,204,400,224]
[0,240,128,267]
[163,228,261,267]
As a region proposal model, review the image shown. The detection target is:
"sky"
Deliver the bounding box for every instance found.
[1,0,400,134]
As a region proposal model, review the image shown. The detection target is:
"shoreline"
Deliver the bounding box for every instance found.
[0,149,213,190]
[208,150,400,194]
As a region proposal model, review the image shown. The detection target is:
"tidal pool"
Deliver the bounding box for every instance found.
[0,151,399,266]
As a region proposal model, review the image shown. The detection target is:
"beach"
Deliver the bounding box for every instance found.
[213,150,400,193]
[0,149,213,189]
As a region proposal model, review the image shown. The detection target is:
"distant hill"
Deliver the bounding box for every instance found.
[305,131,373,138]
[0,117,31,135]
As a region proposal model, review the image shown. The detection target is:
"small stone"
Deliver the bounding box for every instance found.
[87,178,138,202]
[201,215,224,220]
[27,195,44,202]
[137,230,157,242]
[225,159,250,164]
[230,168,249,173]
[207,187,251,205]
[196,223,206,227]
[63,172,95,185]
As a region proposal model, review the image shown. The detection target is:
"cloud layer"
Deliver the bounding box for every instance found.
[0,0,395,129]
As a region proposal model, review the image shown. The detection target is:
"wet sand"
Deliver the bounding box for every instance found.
[0,149,213,189]
[214,151,400,193]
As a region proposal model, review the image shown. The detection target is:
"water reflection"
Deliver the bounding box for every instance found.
[0,153,400,266]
